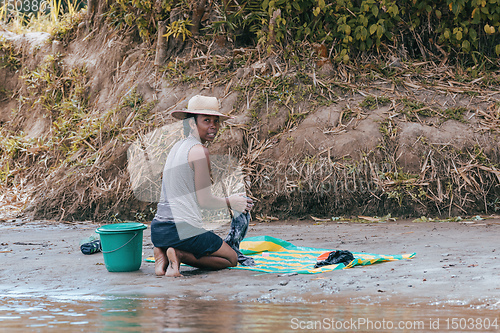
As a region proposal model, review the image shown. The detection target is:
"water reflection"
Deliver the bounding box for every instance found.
[100,297,144,332]
[0,294,498,332]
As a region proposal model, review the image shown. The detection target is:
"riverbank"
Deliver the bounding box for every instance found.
[0,217,499,309]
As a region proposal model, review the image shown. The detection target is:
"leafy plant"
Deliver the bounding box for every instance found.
[51,9,86,44]
[0,38,21,70]
[164,19,193,41]
[105,0,172,42]
[203,0,266,45]
[0,0,85,34]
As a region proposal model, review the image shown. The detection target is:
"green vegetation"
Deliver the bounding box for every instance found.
[378,119,398,139]
[382,169,426,207]
[1,52,158,177]
[443,107,468,122]
[3,0,500,67]
[398,98,437,121]
[164,19,193,41]
[360,96,391,110]
[0,39,21,70]
[239,73,317,127]
[340,107,354,123]
[21,54,87,111]
[105,0,171,41]
[51,10,86,44]
[400,98,426,112]
[161,61,199,85]
[89,0,500,66]
[0,0,84,35]
[1,0,500,69]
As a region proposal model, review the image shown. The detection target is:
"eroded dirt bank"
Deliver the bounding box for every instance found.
[1,24,500,223]
[0,218,498,309]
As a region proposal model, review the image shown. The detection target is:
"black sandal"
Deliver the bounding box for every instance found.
[80,239,101,255]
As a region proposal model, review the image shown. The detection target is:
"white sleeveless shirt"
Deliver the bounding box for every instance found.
[154,135,204,229]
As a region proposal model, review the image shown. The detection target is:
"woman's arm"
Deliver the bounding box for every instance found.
[189,144,250,211]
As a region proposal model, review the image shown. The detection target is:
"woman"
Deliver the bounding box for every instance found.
[151,95,253,277]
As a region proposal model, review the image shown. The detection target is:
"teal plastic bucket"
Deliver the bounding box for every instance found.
[96,222,147,272]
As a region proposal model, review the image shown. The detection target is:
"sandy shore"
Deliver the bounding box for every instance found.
[0,217,499,309]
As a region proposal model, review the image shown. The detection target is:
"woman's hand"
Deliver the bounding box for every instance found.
[228,194,254,213]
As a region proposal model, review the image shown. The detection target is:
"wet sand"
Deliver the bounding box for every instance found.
[0,218,499,309]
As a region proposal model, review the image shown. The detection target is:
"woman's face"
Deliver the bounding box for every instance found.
[190,115,221,143]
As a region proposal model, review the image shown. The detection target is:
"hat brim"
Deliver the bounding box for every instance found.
[170,109,233,121]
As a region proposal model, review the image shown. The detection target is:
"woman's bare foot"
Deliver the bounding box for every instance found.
[165,247,183,277]
[154,247,168,276]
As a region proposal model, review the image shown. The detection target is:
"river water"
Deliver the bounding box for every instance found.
[0,293,499,332]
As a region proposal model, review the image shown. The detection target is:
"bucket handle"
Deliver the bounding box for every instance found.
[101,231,140,254]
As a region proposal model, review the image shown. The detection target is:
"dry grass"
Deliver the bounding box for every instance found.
[0,0,83,34]
[1,32,499,222]
[0,181,32,220]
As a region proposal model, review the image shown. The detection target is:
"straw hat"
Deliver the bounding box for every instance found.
[170,95,233,121]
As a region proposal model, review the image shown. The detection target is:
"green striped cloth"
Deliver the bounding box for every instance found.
[230,235,415,274]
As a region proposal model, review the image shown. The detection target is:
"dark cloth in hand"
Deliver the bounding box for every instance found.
[224,211,255,266]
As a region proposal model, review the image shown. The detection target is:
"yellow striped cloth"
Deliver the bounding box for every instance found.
[229,235,415,274]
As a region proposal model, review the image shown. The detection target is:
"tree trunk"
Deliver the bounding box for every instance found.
[86,0,98,24]
[154,21,167,67]
[190,0,208,35]
[87,0,111,27]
